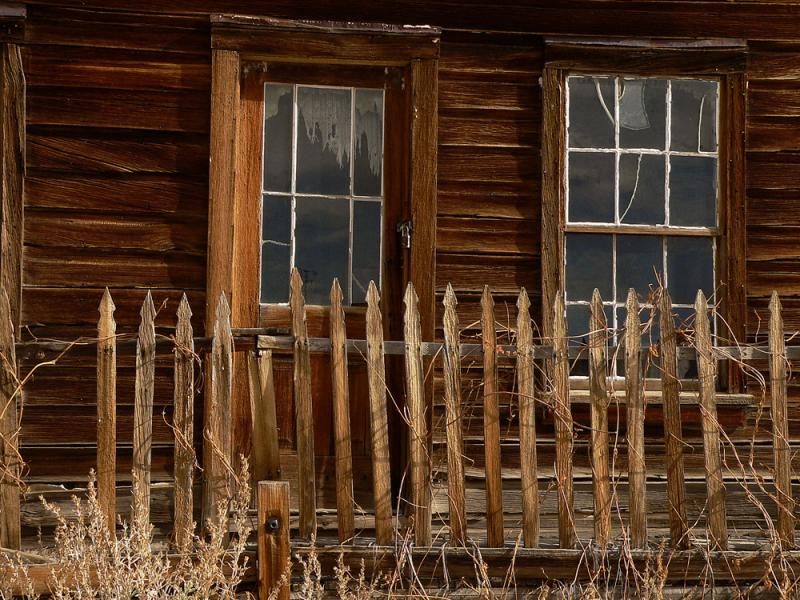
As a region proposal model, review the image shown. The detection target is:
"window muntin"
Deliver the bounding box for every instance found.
[260,83,385,306]
[564,75,719,347]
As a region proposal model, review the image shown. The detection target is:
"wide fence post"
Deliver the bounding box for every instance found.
[173,294,195,552]
[589,290,611,548]
[330,279,355,543]
[132,291,155,524]
[769,291,795,548]
[625,289,647,548]
[0,289,19,549]
[247,350,281,481]
[442,284,466,546]
[516,287,537,547]
[659,289,688,549]
[404,282,431,546]
[553,292,575,548]
[258,480,290,600]
[366,282,393,545]
[290,269,316,540]
[97,288,117,536]
[695,290,728,550]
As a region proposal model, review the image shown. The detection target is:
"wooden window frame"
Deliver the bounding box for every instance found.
[207,14,440,455]
[541,40,747,373]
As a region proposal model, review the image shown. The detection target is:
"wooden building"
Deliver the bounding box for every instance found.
[3,0,800,584]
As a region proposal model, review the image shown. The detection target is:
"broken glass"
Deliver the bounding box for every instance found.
[263,84,293,193]
[568,151,615,222]
[352,201,382,303]
[261,194,292,303]
[618,153,666,224]
[671,79,717,153]
[667,236,713,304]
[619,78,667,150]
[295,196,350,305]
[616,235,662,303]
[354,89,384,197]
[296,87,352,195]
[568,76,615,149]
[565,233,613,301]
[669,156,717,227]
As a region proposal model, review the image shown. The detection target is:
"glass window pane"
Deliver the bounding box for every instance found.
[262,194,291,244]
[619,78,667,150]
[669,156,717,227]
[568,152,615,222]
[671,80,717,153]
[296,87,352,195]
[619,153,665,225]
[261,242,290,304]
[616,235,662,303]
[352,201,382,303]
[568,76,615,149]
[295,196,349,305]
[667,236,713,304]
[567,303,613,346]
[263,84,293,193]
[354,89,383,197]
[565,233,612,301]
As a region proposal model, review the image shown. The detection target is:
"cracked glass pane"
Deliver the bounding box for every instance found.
[354,89,384,197]
[296,87,352,195]
[616,235,662,303]
[667,236,713,304]
[568,151,615,222]
[352,201,382,304]
[568,76,615,149]
[619,78,667,150]
[261,194,292,303]
[618,153,665,224]
[566,233,613,301]
[669,156,717,227]
[671,79,717,153]
[295,196,349,305]
[263,84,293,193]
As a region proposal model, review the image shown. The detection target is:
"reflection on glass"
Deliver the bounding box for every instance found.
[568,76,615,149]
[261,194,292,303]
[295,197,349,305]
[263,84,293,193]
[619,78,667,150]
[354,90,384,197]
[566,233,613,301]
[669,156,717,227]
[568,152,615,222]
[619,154,665,224]
[352,201,382,303]
[667,236,713,304]
[616,235,662,302]
[296,87,352,195]
[671,80,717,152]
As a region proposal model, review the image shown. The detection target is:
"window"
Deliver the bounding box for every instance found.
[261,84,385,306]
[564,76,719,344]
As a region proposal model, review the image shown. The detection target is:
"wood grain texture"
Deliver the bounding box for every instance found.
[290,270,316,540]
[132,291,155,524]
[694,291,727,550]
[552,292,574,549]
[0,289,18,548]
[588,290,611,548]
[257,480,290,600]
[247,351,281,482]
[516,287,537,548]
[659,290,688,549]
[442,284,466,545]
[365,282,393,545]
[769,292,795,548]
[96,288,116,535]
[625,290,647,548]
[173,294,194,552]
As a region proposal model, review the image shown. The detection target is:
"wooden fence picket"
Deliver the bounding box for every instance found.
[330,279,355,543]
[769,291,795,547]
[173,294,195,552]
[553,292,575,548]
[625,290,647,548]
[442,284,466,545]
[247,350,281,481]
[97,288,117,535]
[132,291,155,524]
[589,290,611,548]
[0,289,19,549]
[695,290,727,550]
[404,282,431,546]
[366,282,393,545]
[659,289,688,548]
[290,269,316,540]
[516,287,537,547]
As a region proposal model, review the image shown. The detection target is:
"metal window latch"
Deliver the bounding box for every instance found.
[397,220,413,249]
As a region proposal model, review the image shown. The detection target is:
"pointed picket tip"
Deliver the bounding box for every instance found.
[590,289,607,328]
[481,284,494,309]
[770,290,782,313]
[177,293,193,322]
[99,287,116,315]
[444,283,457,311]
[553,289,565,315]
[658,287,673,313]
[517,287,531,312]
[140,290,156,322]
[625,288,639,312]
[330,277,344,306]
[591,288,603,306]
[694,289,708,313]
[366,280,380,307]
[290,267,304,293]
[216,291,231,322]
[403,281,418,306]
